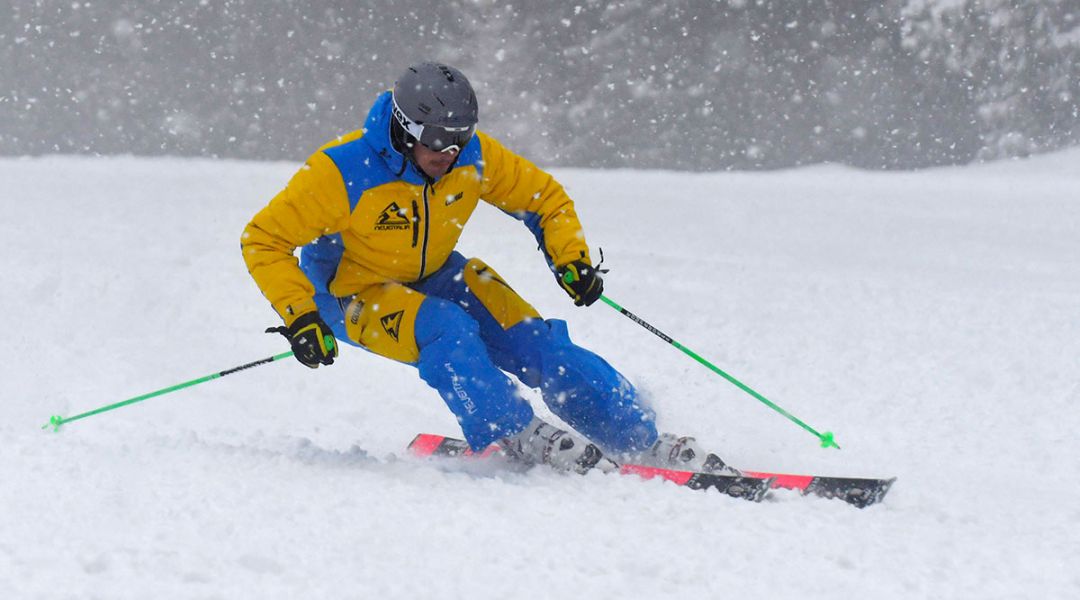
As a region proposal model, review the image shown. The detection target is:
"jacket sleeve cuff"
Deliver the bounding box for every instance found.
[275,299,320,328]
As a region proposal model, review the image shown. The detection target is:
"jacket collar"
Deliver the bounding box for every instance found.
[362,90,428,186]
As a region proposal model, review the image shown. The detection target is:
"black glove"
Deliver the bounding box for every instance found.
[557,260,604,307]
[267,312,338,368]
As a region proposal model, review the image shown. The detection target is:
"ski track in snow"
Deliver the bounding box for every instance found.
[3,153,1079,598]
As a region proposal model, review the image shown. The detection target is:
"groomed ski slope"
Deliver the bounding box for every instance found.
[3,151,1078,599]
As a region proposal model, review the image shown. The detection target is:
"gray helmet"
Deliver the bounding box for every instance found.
[392,62,478,152]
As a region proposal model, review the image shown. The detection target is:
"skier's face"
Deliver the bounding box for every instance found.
[412,142,458,180]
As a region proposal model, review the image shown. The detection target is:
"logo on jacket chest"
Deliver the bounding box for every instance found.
[375,202,412,231]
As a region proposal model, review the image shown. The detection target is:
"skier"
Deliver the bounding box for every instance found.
[242,62,715,474]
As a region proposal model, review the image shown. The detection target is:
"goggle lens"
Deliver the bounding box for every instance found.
[418,124,475,153]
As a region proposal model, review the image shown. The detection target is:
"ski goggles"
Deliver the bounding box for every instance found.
[392,98,476,153]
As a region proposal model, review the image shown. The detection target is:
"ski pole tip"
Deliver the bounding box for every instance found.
[820,431,840,449]
[42,415,64,433]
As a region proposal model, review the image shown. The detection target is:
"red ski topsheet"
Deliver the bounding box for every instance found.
[411,433,813,491]
[407,433,897,508]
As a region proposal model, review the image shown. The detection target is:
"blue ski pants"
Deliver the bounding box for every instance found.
[303,250,657,452]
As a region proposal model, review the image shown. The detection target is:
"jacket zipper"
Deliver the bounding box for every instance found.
[411,200,420,248]
[418,183,432,279]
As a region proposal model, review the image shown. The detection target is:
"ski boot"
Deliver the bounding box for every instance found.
[640,433,742,476]
[499,417,615,474]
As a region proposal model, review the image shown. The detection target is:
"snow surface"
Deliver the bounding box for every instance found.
[3,152,1079,599]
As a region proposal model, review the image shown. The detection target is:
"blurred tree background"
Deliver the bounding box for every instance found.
[1,0,1077,170]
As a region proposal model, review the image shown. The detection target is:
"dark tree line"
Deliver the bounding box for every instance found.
[1,0,1077,170]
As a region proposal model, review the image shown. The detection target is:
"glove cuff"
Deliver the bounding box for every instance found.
[287,311,325,335]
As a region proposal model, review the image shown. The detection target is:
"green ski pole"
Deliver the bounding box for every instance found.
[564,272,838,448]
[42,351,297,432]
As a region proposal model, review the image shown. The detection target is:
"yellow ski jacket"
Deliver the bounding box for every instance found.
[242,90,592,326]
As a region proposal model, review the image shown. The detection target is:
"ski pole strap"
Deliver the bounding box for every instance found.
[43,351,294,432]
[599,295,839,449]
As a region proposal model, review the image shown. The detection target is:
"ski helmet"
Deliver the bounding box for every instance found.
[391,62,479,153]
